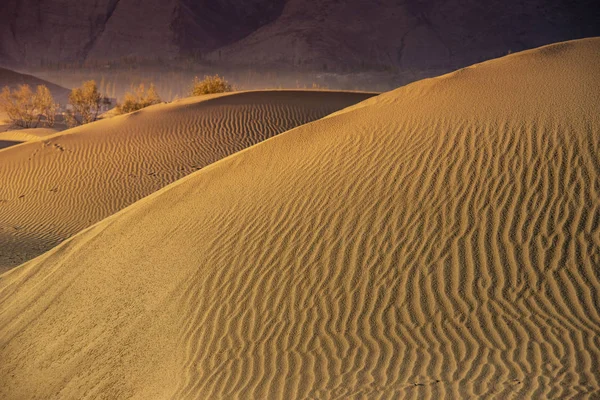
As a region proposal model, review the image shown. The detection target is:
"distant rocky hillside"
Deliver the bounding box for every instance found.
[212,0,600,70]
[0,0,284,66]
[1,0,598,71]
[0,67,70,103]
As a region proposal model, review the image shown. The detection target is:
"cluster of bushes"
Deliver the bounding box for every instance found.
[112,75,232,115]
[0,75,234,129]
[0,85,58,128]
[0,80,109,128]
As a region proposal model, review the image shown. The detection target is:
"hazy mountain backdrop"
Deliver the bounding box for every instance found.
[1,0,598,70]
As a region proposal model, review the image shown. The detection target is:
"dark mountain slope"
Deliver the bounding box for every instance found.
[0,0,598,71]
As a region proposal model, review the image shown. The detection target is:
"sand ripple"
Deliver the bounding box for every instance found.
[0,39,599,399]
[0,91,374,272]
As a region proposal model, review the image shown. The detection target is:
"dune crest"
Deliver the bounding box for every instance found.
[1,38,599,399]
[0,90,374,272]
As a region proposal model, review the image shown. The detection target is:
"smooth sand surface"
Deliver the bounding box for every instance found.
[1,38,599,399]
[0,91,375,271]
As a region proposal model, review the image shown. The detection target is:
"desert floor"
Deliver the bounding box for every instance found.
[0,38,599,399]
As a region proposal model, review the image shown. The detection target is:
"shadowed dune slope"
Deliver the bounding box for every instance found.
[0,90,375,272]
[0,128,58,151]
[1,38,600,399]
[0,141,19,150]
[0,128,59,144]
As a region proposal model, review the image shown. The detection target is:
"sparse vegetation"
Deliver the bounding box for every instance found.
[65,81,103,127]
[27,65,418,102]
[35,85,59,127]
[191,75,233,96]
[116,83,161,114]
[0,84,58,128]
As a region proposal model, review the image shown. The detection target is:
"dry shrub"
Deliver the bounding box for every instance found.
[66,81,102,127]
[191,75,233,96]
[0,84,58,128]
[116,83,161,114]
[35,85,59,127]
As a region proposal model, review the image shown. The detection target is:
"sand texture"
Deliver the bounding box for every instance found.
[0,91,374,272]
[0,128,59,144]
[0,128,58,151]
[1,38,599,399]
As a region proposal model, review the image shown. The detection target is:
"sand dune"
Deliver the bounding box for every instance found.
[0,90,374,272]
[1,38,599,399]
[0,128,59,144]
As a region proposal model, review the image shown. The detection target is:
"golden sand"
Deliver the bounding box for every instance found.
[0,38,599,398]
[0,91,374,272]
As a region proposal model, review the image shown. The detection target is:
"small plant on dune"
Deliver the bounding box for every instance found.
[116,83,162,114]
[0,84,58,128]
[65,80,103,127]
[190,75,233,96]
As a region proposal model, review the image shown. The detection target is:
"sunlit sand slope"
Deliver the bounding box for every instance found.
[1,38,599,399]
[0,91,374,271]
